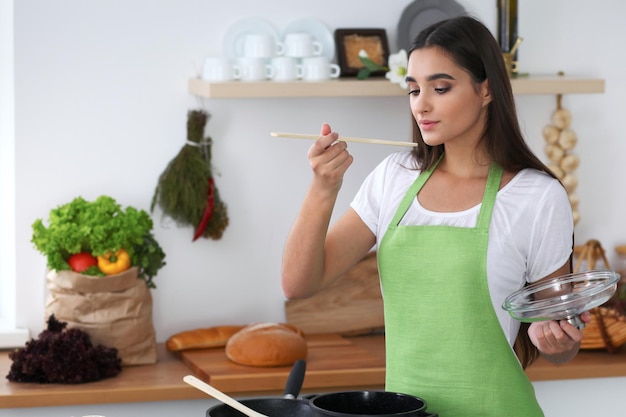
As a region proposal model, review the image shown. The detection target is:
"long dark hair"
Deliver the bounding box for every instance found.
[408,16,563,368]
[409,16,555,182]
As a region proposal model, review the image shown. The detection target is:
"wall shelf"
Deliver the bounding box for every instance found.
[188,75,605,99]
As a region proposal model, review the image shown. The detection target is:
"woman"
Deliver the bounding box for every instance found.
[281,16,587,416]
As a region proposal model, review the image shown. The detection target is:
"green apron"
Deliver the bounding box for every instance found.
[378,161,543,417]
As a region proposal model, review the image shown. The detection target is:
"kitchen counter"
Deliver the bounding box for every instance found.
[1,334,626,409]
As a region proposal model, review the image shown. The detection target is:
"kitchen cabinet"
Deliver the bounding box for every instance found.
[188,74,605,99]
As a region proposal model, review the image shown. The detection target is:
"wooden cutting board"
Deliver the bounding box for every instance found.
[179,333,385,393]
[285,252,384,335]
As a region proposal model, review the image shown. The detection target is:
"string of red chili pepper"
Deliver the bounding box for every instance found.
[192,177,215,241]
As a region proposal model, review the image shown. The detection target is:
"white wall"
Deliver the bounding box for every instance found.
[12,0,418,341]
[16,0,626,343]
[7,0,626,415]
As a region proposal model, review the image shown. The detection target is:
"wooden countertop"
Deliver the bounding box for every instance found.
[2,334,626,409]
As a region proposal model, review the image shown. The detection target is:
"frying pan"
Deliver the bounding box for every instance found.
[207,360,437,417]
[206,359,313,417]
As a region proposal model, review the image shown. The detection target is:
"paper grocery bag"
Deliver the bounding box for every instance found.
[45,267,157,365]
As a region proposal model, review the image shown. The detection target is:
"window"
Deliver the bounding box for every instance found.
[0,0,30,347]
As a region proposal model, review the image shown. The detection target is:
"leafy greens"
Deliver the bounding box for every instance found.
[31,195,166,288]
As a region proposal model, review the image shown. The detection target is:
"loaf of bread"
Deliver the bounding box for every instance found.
[166,325,245,352]
[225,322,307,367]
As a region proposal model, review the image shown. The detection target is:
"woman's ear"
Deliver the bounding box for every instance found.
[480,80,492,107]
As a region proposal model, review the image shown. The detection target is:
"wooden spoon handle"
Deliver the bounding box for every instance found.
[271,132,417,147]
[183,375,268,417]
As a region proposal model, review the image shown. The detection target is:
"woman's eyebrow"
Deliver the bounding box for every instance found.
[428,73,455,81]
[405,73,456,83]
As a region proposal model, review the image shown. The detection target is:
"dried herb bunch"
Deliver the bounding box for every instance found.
[7,315,121,384]
[151,110,228,240]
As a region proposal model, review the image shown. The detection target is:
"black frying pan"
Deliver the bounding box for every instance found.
[206,361,438,417]
[206,359,313,417]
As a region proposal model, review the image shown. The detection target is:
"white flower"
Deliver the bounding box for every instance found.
[358,49,369,58]
[385,49,408,89]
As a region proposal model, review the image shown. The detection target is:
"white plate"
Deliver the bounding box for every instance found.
[222,17,281,58]
[282,18,335,61]
[396,0,466,52]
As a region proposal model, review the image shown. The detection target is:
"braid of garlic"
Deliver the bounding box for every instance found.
[543,93,580,225]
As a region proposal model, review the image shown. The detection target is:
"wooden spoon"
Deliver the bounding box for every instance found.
[183,375,269,417]
[271,132,417,147]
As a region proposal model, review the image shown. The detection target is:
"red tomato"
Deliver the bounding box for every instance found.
[68,252,98,273]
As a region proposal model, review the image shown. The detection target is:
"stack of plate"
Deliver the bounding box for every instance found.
[396,0,466,52]
[222,17,335,61]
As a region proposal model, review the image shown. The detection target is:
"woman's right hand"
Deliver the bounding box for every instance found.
[281,123,357,298]
[308,123,353,193]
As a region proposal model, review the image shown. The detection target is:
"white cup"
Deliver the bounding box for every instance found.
[269,56,304,82]
[202,57,241,82]
[243,33,285,58]
[300,56,340,81]
[238,57,275,81]
[284,32,323,58]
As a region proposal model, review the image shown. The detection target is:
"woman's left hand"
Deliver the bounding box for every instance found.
[528,311,591,364]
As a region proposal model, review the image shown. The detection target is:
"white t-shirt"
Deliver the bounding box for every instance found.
[350,151,574,345]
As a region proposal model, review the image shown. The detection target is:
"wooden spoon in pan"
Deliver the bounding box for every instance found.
[184,375,269,417]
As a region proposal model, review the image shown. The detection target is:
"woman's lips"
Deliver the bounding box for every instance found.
[418,120,438,131]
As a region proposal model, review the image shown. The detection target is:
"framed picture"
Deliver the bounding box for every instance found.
[334,28,390,77]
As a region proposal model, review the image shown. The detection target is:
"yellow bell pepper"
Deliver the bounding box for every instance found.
[97,248,131,275]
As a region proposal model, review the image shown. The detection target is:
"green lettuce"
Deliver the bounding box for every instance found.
[31,195,166,288]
